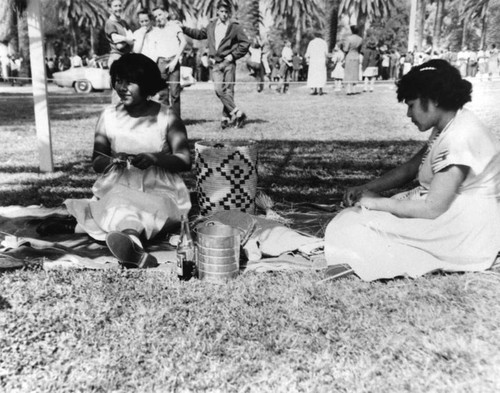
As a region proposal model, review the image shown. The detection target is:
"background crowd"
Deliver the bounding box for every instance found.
[1,0,500,96]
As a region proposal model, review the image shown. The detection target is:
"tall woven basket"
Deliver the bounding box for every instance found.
[194,141,258,216]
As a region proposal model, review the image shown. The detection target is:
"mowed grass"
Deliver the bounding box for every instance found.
[1,80,500,392]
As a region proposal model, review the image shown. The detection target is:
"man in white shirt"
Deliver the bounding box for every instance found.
[133,9,156,62]
[71,53,83,68]
[151,6,186,117]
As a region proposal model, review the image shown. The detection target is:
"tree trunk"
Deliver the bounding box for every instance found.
[17,9,30,78]
[432,0,442,50]
[0,0,15,43]
[461,13,467,48]
[480,1,489,50]
[328,0,340,52]
[295,20,302,53]
[418,0,426,51]
[71,22,78,56]
[439,0,446,43]
[357,14,367,38]
[10,8,19,55]
[90,27,96,56]
[17,10,29,60]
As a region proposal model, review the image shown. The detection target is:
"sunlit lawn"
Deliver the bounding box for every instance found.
[1,80,500,392]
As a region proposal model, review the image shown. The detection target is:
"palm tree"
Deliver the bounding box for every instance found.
[194,0,236,18]
[431,0,446,50]
[462,0,490,49]
[326,0,395,52]
[0,1,16,44]
[194,0,322,51]
[327,0,341,51]
[267,0,324,51]
[339,0,396,35]
[193,0,261,38]
[56,0,108,56]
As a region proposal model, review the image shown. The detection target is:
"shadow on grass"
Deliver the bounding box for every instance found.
[1,139,425,207]
[184,118,213,126]
[0,93,109,124]
[0,295,12,310]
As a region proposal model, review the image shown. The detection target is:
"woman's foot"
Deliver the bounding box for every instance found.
[105,231,158,269]
[36,216,77,236]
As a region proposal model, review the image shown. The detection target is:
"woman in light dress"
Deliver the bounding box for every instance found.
[342,25,363,95]
[325,59,500,281]
[38,53,191,269]
[305,32,329,95]
[488,44,499,80]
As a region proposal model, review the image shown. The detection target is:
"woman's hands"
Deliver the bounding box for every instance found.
[343,185,367,207]
[112,152,133,164]
[344,186,382,209]
[356,190,383,210]
[131,153,158,170]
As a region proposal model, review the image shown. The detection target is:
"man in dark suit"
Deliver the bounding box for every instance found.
[182,0,250,129]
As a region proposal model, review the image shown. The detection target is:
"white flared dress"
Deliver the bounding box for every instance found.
[65,104,191,241]
[305,37,328,89]
[325,109,500,281]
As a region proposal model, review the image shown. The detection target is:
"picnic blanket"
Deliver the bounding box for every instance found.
[0,204,341,274]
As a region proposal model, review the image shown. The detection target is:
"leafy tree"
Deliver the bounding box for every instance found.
[430,0,446,50]
[462,0,490,49]
[267,0,324,51]
[327,0,341,51]
[326,0,395,52]
[55,0,108,55]
[367,0,409,52]
[487,0,500,45]
[339,0,396,34]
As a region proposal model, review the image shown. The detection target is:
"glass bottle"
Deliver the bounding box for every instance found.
[177,215,196,280]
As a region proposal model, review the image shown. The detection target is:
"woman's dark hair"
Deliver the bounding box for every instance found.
[350,25,359,35]
[110,53,163,98]
[396,59,472,111]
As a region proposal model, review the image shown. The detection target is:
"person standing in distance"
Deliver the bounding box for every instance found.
[133,9,157,62]
[150,6,186,118]
[182,0,250,129]
[105,0,134,104]
[105,0,134,69]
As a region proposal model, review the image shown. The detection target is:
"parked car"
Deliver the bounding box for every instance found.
[52,56,111,93]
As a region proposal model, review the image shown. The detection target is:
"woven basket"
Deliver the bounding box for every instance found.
[194,141,258,216]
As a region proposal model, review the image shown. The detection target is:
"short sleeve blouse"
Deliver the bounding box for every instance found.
[418,108,500,196]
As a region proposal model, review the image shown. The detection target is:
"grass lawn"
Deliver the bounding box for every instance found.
[1,80,500,392]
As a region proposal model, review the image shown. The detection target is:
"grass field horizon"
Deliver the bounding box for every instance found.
[1,80,500,392]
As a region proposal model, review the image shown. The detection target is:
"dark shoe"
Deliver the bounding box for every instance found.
[106,231,158,269]
[311,89,318,95]
[36,216,77,236]
[235,112,247,128]
[319,89,324,96]
[221,119,230,129]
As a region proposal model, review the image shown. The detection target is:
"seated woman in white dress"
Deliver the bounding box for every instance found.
[325,59,500,281]
[37,53,192,269]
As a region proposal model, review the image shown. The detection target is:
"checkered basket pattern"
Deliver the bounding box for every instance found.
[195,141,258,216]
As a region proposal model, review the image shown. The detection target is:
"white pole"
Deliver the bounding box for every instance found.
[408,0,418,51]
[27,0,54,172]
